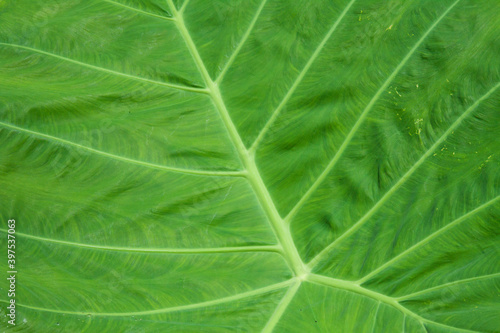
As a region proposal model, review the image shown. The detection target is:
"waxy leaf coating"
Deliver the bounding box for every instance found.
[1,0,499,332]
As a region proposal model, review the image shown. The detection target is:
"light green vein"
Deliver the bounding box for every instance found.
[179,0,191,14]
[421,321,429,333]
[370,302,381,333]
[0,280,293,317]
[284,0,462,224]
[357,195,500,284]
[307,82,499,270]
[0,121,245,177]
[249,0,358,153]
[0,42,207,94]
[262,280,301,333]
[215,0,269,84]
[306,274,480,333]
[102,0,175,21]
[0,229,280,254]
[397,273,500,301]
[166,0,308,277]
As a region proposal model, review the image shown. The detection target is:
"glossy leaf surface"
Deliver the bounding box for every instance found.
[1,0,499,332]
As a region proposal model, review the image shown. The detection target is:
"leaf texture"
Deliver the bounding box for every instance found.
[0,0,499,332]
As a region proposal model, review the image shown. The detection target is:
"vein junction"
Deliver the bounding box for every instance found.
[160,1,493,332]
[164,0,307,278]
[0,273,485,332]
[4,1,494,332]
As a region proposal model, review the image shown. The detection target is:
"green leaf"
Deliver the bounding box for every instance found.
[1,0,499,332]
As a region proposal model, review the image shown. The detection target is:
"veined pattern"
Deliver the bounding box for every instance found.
[0,0,499,332]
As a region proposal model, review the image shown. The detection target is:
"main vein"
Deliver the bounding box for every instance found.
[0,121,244,177]
[307,81,499,270]
[284,0,462,224]
[165,0,307,277]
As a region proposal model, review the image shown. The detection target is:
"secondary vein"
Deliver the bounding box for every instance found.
[307,82,499,270]
[102,0,175,21]
[0,280,293,317]
[356,195,500,284]
[284,0,463,224]
[179,0,191,14]
[249,0,358,153]
[261,280,301,332]
[0,42,207,94]
[0,121,244,177]
[0,229,281,254]
[370,302,381,333]
[396,272,500,301]
[307,274,480,333]
[215,0,269,84]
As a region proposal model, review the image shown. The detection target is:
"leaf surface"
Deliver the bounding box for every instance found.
[0,0,499,332]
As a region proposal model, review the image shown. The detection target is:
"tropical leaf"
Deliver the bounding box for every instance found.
[1,0,499,332]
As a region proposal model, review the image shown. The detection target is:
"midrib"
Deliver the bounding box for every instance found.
[166,1,307,277]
